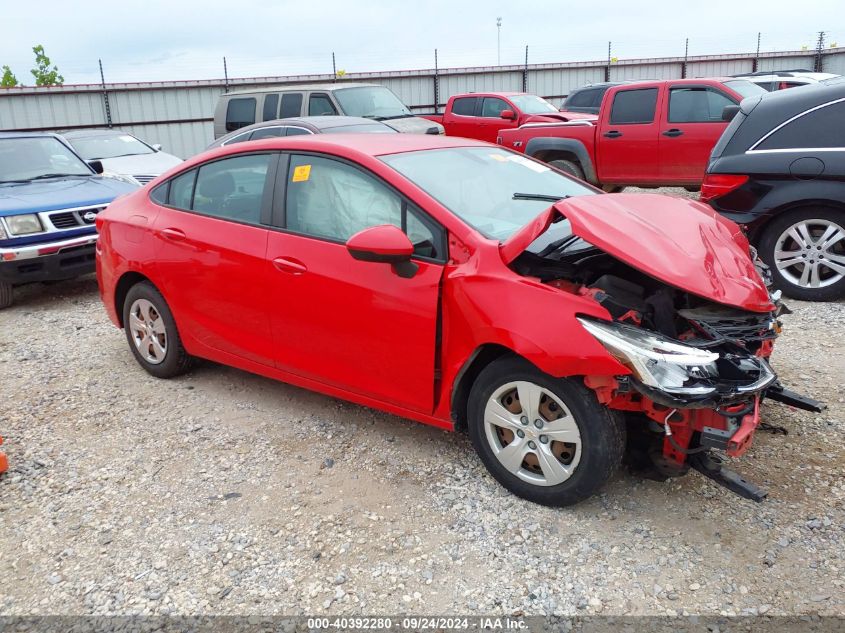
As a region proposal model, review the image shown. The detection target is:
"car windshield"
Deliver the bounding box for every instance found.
[380,147,595,240]
[333,87,412,120]
[509,94,559,114]
[69,133,154,160]
[724,79,768,99]
[0,136,92,183]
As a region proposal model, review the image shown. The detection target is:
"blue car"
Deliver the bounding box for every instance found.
[0,132,138,308]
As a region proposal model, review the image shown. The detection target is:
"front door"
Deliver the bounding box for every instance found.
[597,87,661,184]
[266,153,446,413]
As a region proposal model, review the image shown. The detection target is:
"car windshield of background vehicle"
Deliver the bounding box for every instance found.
[723,79,768,99]
[70,134,155,160]
[509,94,559,114]
[323,123,396,134]
[334,87,411,120]
[0,137,92,183]
[380,147,595,241]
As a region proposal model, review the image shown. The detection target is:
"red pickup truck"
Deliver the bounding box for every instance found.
[421,92,594,144]
[497,78,766,190]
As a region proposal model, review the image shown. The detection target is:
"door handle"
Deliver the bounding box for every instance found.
[662,129,684,137]
[603,130,623,138]
[272,256,307,275]
[161,228,186,241]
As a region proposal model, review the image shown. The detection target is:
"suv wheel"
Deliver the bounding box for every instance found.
[759,207,845,301]
[467,357,625,507]
[0,281,12,310]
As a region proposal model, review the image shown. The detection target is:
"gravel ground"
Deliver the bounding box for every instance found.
[1,205,843,617]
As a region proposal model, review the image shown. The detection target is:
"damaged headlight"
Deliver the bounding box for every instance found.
[577,317,719,395]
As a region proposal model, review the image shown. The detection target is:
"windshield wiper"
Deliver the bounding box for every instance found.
[377,114,414,121]
[537,234,582,257]
[512,193,571,202]
[29,173,87,180]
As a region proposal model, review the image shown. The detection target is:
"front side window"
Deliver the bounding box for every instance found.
[262,94,279,121]
[451,97,478,116]
[280,93,303,118]
[609,88,658,124]
[226,98,256,132]
[0,136,92,183]
[756,100,845,150]
[381,147,595,241]
[668,88,734,123]
[285,154,440,258]
[481,97,510,118]
[308,94,338,116]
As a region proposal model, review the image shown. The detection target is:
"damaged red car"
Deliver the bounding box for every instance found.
[96,134,823,506]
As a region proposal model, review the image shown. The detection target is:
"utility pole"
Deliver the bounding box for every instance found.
[496,17,502,65]
[332,52,337,82]
[99,59,112,128]
[814,31,826,72]
[223,56,229,93]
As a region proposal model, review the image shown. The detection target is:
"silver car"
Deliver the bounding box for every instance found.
[62,129,183,185]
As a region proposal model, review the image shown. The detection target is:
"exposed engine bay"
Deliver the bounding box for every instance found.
[511,240,824,501]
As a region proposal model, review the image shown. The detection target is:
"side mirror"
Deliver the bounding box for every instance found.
[500,109,517,120]
[152,143,163,151]
[88,160,104,174]
[346,224,418,278]
[722,105,740,122]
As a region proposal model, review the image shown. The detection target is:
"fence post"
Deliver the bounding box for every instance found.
[98,59,112,128]
[332,52,337,82]
[605,42,611,82]
[814,31,826,72]
[223,57,229,93]
[753,32,761,72]
[434,49,440,114]
[523,45,528,92]
[681,38,688,78]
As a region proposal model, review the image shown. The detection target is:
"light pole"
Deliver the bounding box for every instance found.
[496,17,502,65]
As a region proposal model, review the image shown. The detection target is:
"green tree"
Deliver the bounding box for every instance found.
[1,65,19,88]
[30,45,64,86]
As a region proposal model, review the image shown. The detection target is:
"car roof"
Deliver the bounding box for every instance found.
[226,82,380,96]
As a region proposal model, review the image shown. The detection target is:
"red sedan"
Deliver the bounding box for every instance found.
[97,134,812,506]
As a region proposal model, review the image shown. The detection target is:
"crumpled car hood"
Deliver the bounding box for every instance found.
[501,193,774,312]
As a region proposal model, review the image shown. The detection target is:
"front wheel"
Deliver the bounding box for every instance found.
[467,357,625,506]
[758,207,845,301]
[0,281,12,310]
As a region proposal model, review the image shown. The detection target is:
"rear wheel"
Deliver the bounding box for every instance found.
[548,159,585,182]
[467,357,625,506]
[601,185,625,193]
[759,207,845,301]
[0,281,12,310]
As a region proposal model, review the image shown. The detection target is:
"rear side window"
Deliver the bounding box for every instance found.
[566,89,596,108]
[609,88,658,124]
[192,154,273,225]
[225,98,256,132]
[280,93,303,118]
[481,97,510,117]
[756,101,845,150]
[668,88,735,123]
[285,127,312,136]
[262,94,279,121]
[309,94,338,116]
[451,97,478,116]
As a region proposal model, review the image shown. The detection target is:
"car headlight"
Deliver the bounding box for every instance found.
[103,171,141,187]
[5,213,44,236]
[577,317,719,395]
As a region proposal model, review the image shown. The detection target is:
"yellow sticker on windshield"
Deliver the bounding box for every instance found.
[292,164,311,182]
[489,153,507,162]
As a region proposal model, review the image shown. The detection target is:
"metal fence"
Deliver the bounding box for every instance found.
[1,47,843,159]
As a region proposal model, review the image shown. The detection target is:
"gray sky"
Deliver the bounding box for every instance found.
[3,0,841,84]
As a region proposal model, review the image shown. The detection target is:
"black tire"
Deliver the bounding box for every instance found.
[0,281,12,310]
[758,206,845,301]
[122,281,193,378]
[548,159,585,182]
[467,356,625,507]
[601,185,625,193]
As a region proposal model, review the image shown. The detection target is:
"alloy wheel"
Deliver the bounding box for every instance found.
[774,218,845,289]
[128,298,168,364]
[483,381,582,487]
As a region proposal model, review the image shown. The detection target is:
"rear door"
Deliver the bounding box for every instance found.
[151,152,277,366]
[597,86,661,184]
[658,85,734,183]
[445,96,479,138]
[266,153,446,413]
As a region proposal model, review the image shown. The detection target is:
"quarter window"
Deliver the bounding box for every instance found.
[756,101,845,150]
[280,93,303,118]
[668,88,735,123]
[285,127,312,137]
[451,97,478,116]
[250,126,285,140]
[285,155,442,259]
[192,154,272,224]
[262,94,279,121]
[481,97,510,118]
[225,98,256,132]
[168,169,196,209]
[609,88,658,124]
[308,94,338,116]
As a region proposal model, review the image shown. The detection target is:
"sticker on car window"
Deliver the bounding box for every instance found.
[489,153,507,162]
[292,164,311,182]
[507,155,549,173]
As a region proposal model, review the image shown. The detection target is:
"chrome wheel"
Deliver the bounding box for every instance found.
[774,218,845,289]
[128,298,167,365]
[483,381,582,487]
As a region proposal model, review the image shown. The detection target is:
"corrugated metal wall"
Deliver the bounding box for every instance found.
[2,48,843,159]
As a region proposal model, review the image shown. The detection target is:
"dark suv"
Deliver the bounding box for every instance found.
[559,82,622,114]
[701,77,845,301]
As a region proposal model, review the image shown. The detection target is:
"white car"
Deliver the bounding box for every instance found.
[61,129,182,185]
[732,70,840,91]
